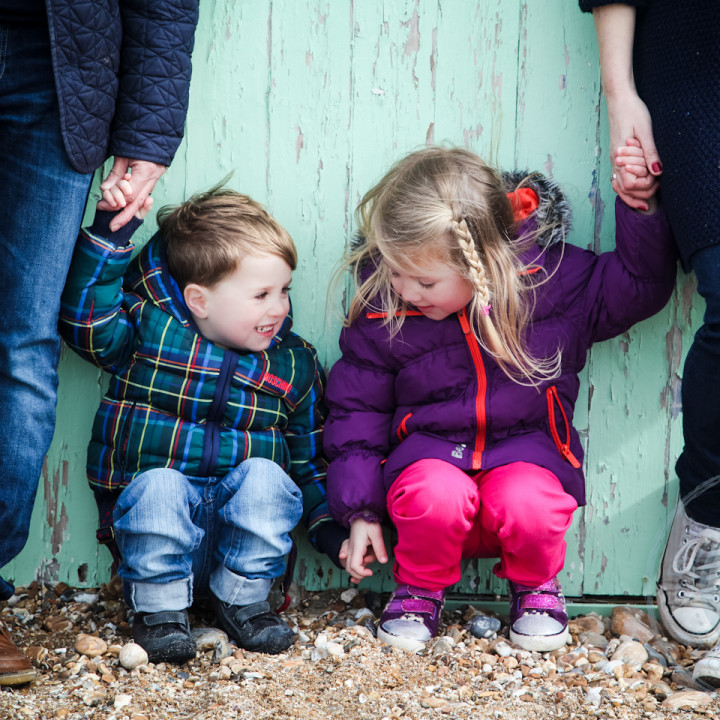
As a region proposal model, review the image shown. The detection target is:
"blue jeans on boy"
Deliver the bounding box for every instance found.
[0,23,93,599]
[677,243,720,527]
[113,458,303,613]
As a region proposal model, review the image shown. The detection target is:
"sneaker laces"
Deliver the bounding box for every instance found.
[672,522,720,604]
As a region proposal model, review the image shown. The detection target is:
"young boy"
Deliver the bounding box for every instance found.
[60,184,345,663]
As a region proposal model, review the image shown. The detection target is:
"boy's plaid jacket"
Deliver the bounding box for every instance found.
[59,212,329,535]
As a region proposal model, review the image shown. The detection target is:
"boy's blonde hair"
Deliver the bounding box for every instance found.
[157,182,297,290]
[343,146,561,385]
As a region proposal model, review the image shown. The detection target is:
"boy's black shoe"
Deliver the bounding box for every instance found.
[212,597,295,654]
[132,610,197,664]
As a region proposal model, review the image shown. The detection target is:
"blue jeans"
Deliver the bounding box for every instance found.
[677,243,720,526]
[112,458,303,613]
[0,23,93,599]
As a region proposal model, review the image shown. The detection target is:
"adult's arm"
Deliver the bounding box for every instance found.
[101,0,200,228]
[582,2,661,208]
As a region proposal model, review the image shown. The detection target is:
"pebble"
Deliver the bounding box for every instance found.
[579,630,609,649]
[611,606,655,643]
[570,612,606,635]
[119,642,149,670]
[191,627,228,651]
[340,588,359,604]
[113,694,133,710]
[75,634,108,658]
[661,690,713,710]
[466,613,501,639]
[610,639,649,667]
[73,592,100,604]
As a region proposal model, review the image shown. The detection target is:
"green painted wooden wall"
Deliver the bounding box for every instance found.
[3,0,700,601]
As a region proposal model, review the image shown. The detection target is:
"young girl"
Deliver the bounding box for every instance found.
[324,146,676,653]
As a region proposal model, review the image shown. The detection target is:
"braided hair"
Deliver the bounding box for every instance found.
[342,146,561,385]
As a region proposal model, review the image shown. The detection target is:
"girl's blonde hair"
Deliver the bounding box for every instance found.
[342,146,561,385]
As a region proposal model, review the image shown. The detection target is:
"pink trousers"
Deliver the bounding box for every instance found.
[387,459,578,591]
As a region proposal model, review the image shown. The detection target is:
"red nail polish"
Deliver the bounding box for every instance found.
[652,162,662,173]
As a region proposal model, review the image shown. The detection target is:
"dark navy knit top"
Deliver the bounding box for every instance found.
[580,1,719,268]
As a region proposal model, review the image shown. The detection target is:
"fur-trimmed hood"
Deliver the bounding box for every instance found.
[503,170,573,248]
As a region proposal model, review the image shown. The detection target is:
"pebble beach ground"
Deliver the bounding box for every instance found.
[1,580,718,720]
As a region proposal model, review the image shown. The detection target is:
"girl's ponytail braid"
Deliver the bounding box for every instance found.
[455,218,492,315]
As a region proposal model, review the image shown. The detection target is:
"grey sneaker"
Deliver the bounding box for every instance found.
[657,501,720,648]
[693,641,720,687]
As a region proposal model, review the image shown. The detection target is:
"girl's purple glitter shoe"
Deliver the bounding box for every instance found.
[508,576,569,652]
[377,584,445,652]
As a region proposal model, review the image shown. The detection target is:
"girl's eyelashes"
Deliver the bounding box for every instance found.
[419,281,435,289]
[282,286,291,294]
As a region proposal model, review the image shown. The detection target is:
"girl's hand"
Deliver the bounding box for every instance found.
[615,139,649,179]
[339,518,388,584]
[613,138,659,212]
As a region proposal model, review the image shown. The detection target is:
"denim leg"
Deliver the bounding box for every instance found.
[113,469,205,613]
[0,24,93,597]
[209,458,302,606]
[677,243,720,526]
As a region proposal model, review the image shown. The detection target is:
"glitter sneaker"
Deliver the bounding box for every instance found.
[657,501,720,648]
[508,576,569,652]
[377,584,445,652]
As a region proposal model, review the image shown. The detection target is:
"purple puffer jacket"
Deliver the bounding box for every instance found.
[324,196,677,527]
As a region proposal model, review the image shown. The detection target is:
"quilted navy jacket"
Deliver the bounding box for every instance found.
[46,0,199,173]
[324,192,677,527]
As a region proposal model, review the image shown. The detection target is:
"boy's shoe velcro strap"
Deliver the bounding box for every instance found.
[232,601,273,625]
[141,611,189,627]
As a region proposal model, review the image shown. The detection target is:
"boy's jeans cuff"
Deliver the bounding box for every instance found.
[128,577,193,613]
[209,565,273,606]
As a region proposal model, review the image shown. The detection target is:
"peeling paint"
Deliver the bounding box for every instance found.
[295,125,305,163]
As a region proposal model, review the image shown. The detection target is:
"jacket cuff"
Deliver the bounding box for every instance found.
[347,510,382,526]
[88,210,142,248]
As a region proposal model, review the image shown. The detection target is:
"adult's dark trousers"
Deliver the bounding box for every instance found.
[677,243,720,527]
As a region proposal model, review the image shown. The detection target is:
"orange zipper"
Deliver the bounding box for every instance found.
[546,386,582,468]
[396,412,412,441]
[458,309,486,470]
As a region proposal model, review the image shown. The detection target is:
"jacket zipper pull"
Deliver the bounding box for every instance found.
[458,309,471,334]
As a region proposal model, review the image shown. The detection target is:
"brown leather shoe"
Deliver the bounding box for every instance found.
[0,621,36,686]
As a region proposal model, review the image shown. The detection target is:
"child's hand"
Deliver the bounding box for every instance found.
[134,195,153,221]
[100,171,133,210]
[339,518,388,585]
[612,137,659,211]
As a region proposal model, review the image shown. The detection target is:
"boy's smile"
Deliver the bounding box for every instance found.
[186,253,293,352]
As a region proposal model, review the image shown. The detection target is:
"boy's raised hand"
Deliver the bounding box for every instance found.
[340,518,388,585]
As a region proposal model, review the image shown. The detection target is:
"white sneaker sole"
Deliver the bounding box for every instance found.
[693,651,720,688]
[377,626,428,653]
[509,626,570,653]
